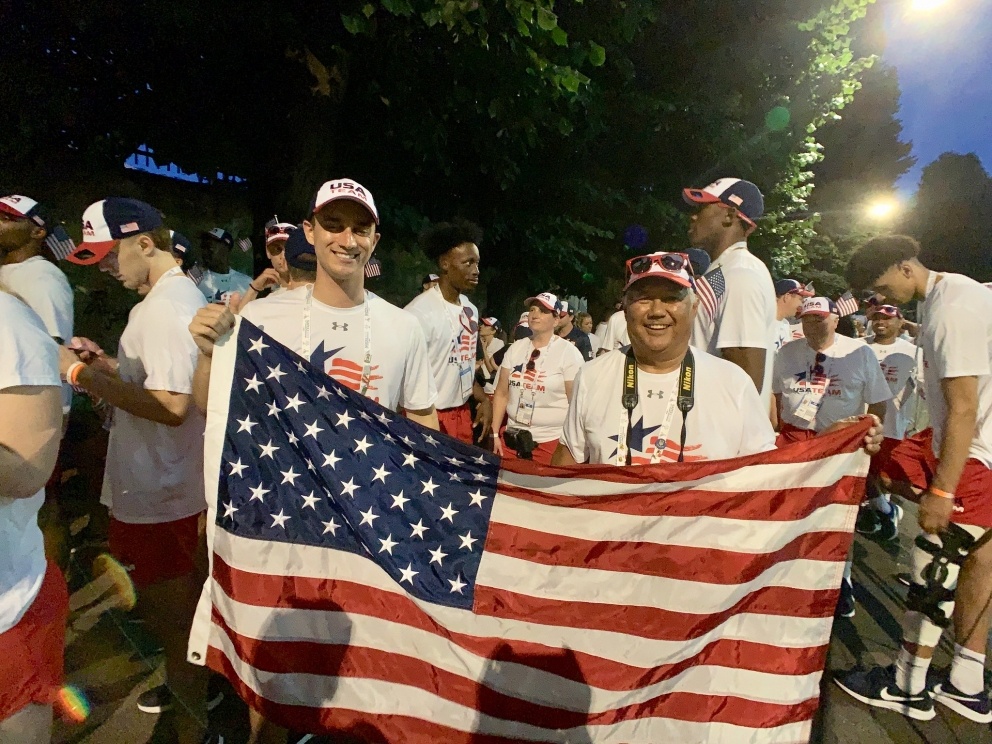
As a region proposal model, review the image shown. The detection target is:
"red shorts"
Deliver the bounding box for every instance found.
[0,562,68,720]
[875,428,992,527]
[499,434,559,466]
[775,422,817,447]
[437,403,474,444]
[109,513,202,589]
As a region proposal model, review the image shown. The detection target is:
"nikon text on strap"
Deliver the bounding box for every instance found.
[620,347,695,465]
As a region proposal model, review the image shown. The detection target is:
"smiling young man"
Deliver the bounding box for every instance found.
[405,219,491,443]
[835,235,992,724]
[63,198,210,742]
[188,179,438,744]
[683,178,777,406]
[197,227,252,305]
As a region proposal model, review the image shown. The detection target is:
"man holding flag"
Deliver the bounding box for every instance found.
[188,178,439,742]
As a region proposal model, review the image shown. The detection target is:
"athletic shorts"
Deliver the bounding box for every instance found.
[437,403,474,444]
[775,422,817,448]
[0,562,68,721]
[876,428,992,527]
[108,512,202,590]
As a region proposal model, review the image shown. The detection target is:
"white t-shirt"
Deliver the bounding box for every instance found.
[562,348,776,464]
[920,272,992,468]
[870,338,920,440]
[0,293,60,632]
[481,337,505,396]
[598,310,629,353]
[773,334,891,433]
[198,269,253,304]
[241,286,436,413]
[594,321,608,340]
[500,336,584,443]
[102,271,208,523]
[0,256,74,413]
[404,287,479,409]
[586,332,601,355]
[774,318,804,352]
[690,242,777,408]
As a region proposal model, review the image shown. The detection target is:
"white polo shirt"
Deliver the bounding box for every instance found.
[562,348,776,464]
[240,287,437,412]
[102,271,208,524]
[690,242,777,408]
[870,338,920,440]
[0,293,61,632]
[773,334,891,433]
[598,310,629,353]
[920,272,992,468]
[499,335,584,443]
[0,255,74,413]
[198,268,253,305]
[405,287,479,409]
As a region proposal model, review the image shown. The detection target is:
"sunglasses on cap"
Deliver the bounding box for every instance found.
[810,352,827,379]
[526,348,540,372]
[624,252,693,279]
[870,305,901,319]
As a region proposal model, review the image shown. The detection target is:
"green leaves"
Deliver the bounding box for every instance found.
[588,41,606,67]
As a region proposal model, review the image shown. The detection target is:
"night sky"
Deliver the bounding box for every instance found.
[885,0,992,192]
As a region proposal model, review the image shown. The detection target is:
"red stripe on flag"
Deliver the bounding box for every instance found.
[207,641,820,737]
[486,523,853,584]
[212,558,833,672]
[495,475,863,520]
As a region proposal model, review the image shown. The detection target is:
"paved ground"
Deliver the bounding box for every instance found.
[54,501,992,744]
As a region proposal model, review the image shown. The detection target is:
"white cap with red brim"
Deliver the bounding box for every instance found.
[800,297,837,317]
[310,179,379,224]
[524,292,562,313]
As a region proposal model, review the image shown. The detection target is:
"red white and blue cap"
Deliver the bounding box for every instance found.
[68,198,163,265]
[623,251,694,292]
[482,316,501,329]
[0,195,46,227]
[868,304,902,319]
[310,178,379,224]
[265,222,296,245]
[774,279,815,297]
[682,177,765,226]
[800,297,837,317]
[524,292,563,313]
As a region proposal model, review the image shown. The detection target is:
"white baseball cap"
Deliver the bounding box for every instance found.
[524,292,562,314]
[309,179,379,224]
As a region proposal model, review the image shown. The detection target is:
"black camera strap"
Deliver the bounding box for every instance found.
[621,347,695,465]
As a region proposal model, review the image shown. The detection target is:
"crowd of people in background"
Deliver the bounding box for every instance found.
[2,171,992,744]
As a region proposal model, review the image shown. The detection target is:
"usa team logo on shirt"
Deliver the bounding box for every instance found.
[448,307,478,365]
[607,416,705,463]
[509,364,548,393]
[311,342,382,400]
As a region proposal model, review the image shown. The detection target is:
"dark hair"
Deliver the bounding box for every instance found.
[418,219,483,262]
[836,315,859,338]
[845,235,920,292]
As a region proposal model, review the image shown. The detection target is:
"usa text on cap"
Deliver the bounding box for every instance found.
[623,251,694,292]
[800,297,837,317]
[524,292,562,313]
[774,279,815,297]
[0,195,46,227]
[682,177,765,225]
[310,179,379,224]
[68,198,164,265]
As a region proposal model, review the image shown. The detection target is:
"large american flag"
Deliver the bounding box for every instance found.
[695,267,726,322]
[190,317,869,743]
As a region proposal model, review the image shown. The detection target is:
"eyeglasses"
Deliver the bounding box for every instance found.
[625,252,693,279]
[526,348,540,372]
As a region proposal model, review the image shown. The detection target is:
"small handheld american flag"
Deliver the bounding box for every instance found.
[835,291,859,318]
[237,237,252,253]
[46,225,76,261]
[364,257,382,279]
[187,264,205,286]
[695,267,726,322]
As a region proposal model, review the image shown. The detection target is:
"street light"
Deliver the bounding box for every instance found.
[865,197,901,221]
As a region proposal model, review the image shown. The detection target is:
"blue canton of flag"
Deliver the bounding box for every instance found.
[218,319,500,610]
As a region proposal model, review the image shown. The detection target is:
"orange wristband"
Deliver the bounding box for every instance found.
[929,487,955,500]
[65,361,85,386]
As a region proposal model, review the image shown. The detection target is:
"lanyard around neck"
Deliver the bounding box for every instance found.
[616,348,695,466]
[302,285,374,396]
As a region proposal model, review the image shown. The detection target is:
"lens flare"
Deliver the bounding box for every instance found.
[910,0,948,11]
[865,198,900,221]
[57,685,91,723]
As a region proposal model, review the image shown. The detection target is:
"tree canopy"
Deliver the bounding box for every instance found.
[1,0,899,321]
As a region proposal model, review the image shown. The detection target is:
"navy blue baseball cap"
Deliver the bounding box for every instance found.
[202,227,234,248]
[68,198,164,265]
[284,226,317,270]
[169,230,198,271]
[682,178,765,227]
[775,279,815,297]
